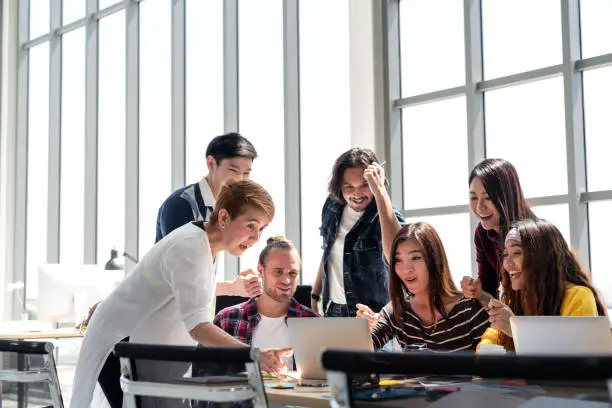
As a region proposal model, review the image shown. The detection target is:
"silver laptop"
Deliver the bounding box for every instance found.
[510,316,612,355]
[287,317,373,380]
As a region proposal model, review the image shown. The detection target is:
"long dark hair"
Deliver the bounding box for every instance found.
[328,147,384,203]
[469,159,536,240]
[388,223,460,325]
[499,218,607,350]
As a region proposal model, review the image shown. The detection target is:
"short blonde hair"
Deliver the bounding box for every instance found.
[209,179,275,226]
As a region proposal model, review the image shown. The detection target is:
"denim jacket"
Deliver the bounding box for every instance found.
[320,196,405,316]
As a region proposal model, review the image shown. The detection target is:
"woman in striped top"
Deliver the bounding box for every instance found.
[358,223,490,352]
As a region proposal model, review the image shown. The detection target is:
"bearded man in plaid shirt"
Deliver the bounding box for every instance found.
[213,236,318,354]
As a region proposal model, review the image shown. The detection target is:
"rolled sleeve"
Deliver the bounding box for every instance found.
[183,310,212,332]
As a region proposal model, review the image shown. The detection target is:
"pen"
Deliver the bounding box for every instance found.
[379,161,386,167]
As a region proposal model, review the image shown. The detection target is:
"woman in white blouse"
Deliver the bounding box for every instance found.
[71,179,289,408]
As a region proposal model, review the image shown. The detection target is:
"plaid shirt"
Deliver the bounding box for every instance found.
[214,296,319,345]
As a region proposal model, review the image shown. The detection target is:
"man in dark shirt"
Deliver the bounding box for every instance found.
[156,132,257,241]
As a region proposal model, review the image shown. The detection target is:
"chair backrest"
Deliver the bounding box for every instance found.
[114,342,268,408]
[215,295,248,315]
[0,339,64,408]
[215,285,313,315]
[294,285,312,308]
[321,349,612,408]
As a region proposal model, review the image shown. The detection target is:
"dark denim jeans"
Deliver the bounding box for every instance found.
[326,302,351,317]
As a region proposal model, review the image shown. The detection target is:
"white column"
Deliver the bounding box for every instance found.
[0,0,21,321]
[349,0,380,154]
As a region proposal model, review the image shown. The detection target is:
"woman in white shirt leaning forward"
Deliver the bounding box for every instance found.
[71,179,290,408]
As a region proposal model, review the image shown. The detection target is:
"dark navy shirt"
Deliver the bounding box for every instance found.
[319,196,404,316]
[155,182,213,243]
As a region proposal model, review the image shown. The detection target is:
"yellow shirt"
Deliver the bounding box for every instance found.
[478,283,599,349]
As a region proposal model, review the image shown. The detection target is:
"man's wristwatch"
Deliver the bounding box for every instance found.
[311,292,321,302]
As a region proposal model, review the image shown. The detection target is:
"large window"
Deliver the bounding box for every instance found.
[392,0,612,302]
[185,0,224,183]
[25,43,49,300]
[299,0,351,283]
[481,2,561,79]
[139,0,172,256]
[97,10,126,264]
[399,1,464,96]
[237,0,286,272]
[402,96,468,210]
[60,29,85,265]
[485,77,567,198]
[13,0,360,309]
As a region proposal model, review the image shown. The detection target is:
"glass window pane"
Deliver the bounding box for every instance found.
[26,44,50,302]
[238,0,285,272]
[62,0,86,25]
[299,0,351,284]
[584,66,612,192]
[482,1,562,79]
[185,0,224,183]
[60,28,85,265]
[580,1,612,59]
[531,203,570,244]
[402,97,468,209]
[399,0,464,96]
[98,11,126,263]
[30,0,50,39]
[589,201,612,308]
[485,77,567,197]
[99,0,120,10]
[404,213,472,287]
[139,0,172,256]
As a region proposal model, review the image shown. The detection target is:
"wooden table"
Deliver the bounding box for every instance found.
[265,383,332,407]
[264,381,433,408]
[264,379,610,407]
[0,329,84,340]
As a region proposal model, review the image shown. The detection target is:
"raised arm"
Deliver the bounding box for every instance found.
[364,163,402,263]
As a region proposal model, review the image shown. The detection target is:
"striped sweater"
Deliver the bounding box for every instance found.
[372,296,490,352]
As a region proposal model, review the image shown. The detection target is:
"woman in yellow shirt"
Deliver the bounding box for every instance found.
[478,218,606,351]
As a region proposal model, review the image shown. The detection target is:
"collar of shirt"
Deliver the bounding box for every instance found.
[325,196,379,225]
[199,177,216,208]
[244,296,314,321]
[484,226,503,250]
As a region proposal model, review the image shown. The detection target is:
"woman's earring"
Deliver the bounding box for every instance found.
[220,223,225,231]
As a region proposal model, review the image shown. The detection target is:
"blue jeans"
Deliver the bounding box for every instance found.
[326,302,351,317]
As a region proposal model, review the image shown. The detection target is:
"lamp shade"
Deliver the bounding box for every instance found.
[104,249,124,270]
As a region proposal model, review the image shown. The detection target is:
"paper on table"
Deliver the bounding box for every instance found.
[427,390,528,408]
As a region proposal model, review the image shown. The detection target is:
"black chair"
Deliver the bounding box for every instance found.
[114,342,268,408]
[215,285,312,315]
[321,350,612,407]
[293,285,312,309]
[0,339,64,408]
